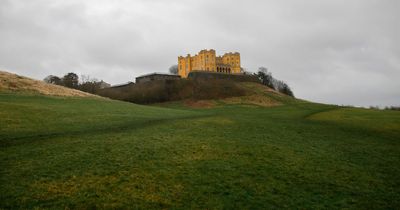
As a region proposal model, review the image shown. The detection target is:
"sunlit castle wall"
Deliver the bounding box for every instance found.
[178,49,241,78]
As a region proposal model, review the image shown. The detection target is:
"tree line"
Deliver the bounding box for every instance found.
[255,67,294,97]
[369,105,400,111]
[44,73,110,94]
[47,65,294,97]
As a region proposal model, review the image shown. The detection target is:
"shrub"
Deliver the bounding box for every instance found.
[97,78,247,104]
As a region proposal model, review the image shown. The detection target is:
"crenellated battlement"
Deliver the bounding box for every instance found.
[178,49,241,78]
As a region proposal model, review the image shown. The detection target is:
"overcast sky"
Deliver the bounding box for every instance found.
[0,0,399,107]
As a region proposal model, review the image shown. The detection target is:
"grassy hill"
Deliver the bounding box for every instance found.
[97,78,292,105]
[1,73,400,209]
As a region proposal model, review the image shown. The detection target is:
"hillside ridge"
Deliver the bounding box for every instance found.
[0,70,99,97]
[99,78,297,107]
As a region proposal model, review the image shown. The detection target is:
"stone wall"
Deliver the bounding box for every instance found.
[136,73,181,84]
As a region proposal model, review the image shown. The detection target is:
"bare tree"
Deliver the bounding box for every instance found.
[240,67,252,75]
[255,67,295,97]
[256,67,274,89]
[274,80,294,97]
[169,65,178,74]
[78,74,103,93]
[80,74,92,84]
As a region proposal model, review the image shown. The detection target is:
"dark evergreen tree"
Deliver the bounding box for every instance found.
[62,73,79,89]
[43,75,62,85]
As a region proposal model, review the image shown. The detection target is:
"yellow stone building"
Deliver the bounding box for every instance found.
[178,49,241,78]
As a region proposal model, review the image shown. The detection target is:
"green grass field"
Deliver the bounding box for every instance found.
[1,93,400,209]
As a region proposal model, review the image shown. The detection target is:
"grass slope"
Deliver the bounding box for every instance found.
[1,93,399,209]
[0,71,96,97]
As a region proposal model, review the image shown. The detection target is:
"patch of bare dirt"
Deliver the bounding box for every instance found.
[220,82,285,107]
[238,82,286,96]
[0,70,100,97]
[222,94,281,107]
[173,82,285,108]
[183,99,217,108]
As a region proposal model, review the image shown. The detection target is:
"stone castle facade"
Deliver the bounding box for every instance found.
[178,49,241,78]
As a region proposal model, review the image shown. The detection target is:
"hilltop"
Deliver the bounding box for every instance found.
[98,77,298,107]
[0,71,98,97]
[0,70,295,107]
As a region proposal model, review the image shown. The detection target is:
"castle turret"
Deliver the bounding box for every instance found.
[178,49,241,78]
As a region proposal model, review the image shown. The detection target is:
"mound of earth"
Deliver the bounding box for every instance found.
[181,82,294,108]
[0,70,97,97]
[151,81,299,109]
[221,82,291,107]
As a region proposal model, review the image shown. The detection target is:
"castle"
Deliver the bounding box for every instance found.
[178,49,241,78]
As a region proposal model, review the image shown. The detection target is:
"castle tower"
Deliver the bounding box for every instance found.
[178,49,241,78]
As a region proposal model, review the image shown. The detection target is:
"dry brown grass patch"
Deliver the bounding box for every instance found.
[223,94,281,107]
[0,70,100,97]
[183,99,217,108]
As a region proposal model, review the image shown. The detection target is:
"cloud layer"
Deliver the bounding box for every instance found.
[1,0,399,106]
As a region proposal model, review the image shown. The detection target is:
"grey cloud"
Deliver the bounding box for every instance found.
[0,0,399,107]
